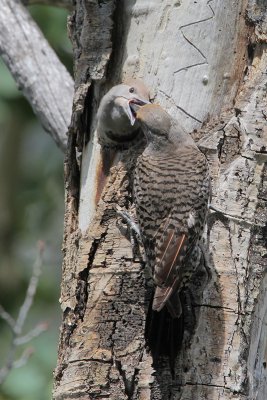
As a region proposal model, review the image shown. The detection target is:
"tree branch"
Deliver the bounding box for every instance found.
[22,0,72,9]
[0,241,47,384]
[0,0,74,151]
[14,241,43,335]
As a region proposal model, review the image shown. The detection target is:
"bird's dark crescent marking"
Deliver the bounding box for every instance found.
[106,129,141,143]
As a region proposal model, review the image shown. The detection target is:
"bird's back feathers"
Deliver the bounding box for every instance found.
[134,128,210,318]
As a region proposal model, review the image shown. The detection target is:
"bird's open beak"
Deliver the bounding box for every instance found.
[128,99,149,126]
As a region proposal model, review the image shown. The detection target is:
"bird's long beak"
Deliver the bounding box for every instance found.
[128,99,149,126]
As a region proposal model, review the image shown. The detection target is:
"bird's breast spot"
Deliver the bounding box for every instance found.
[187,212,195,228]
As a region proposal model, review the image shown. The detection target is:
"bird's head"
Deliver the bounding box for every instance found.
[129,103,172,141]
[97,80,151,148]
[110,83,149,126]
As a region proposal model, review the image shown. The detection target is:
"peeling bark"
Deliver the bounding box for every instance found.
[54,1,267,399]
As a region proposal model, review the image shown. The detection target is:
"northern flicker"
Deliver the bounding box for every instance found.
[97,80,150,148]
[129,103,210,319]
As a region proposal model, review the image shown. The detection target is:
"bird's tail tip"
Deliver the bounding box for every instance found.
[152,286,182,319]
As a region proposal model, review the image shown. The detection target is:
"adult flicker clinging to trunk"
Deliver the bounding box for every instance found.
[129,103,210,319]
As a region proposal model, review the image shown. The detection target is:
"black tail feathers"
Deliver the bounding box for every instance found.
[145,296,184,374]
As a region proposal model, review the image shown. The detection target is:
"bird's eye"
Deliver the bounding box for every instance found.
[129,87,135,93]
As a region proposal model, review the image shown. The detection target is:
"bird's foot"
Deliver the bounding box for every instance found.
[116,206,141,239]
[115,206,143,258]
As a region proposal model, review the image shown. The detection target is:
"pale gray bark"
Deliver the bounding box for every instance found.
[0,0,74,151]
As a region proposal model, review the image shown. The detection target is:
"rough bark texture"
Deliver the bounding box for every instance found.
[0,0,74,151]
[54,0,267,399]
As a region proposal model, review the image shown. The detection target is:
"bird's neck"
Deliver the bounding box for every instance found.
[146,140,174,154]
[146,132,197,155]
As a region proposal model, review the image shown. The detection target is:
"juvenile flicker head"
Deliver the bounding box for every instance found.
[129,103,172,142]
[97,80,150,148]
[108,83,149,125]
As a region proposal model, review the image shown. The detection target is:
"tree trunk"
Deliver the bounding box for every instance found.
[54,1,267,399]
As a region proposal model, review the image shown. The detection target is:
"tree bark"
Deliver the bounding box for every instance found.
[54,0,267,399]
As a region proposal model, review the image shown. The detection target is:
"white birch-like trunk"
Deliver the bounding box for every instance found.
[54,1,267,399]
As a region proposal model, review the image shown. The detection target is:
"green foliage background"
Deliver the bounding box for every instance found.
[0,5,72,399]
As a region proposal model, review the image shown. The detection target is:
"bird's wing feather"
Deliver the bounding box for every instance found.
[154,229,187,286]
[152,228,187,316]
[153,279,182,317]
[151,212,198,316]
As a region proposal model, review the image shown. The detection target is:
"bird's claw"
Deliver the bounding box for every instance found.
[115,206,143,260]
[116,206,142,244]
